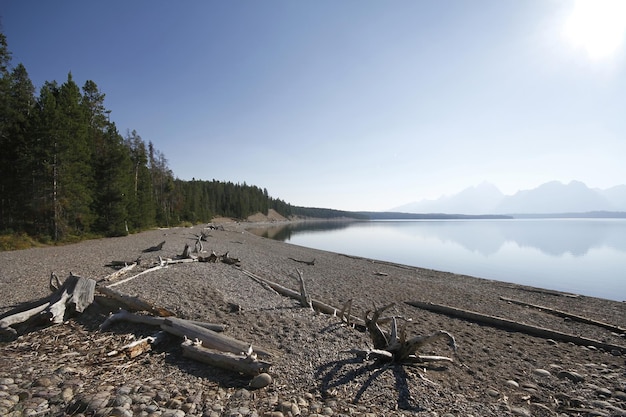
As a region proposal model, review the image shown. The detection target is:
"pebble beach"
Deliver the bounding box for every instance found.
[1,219,625,416]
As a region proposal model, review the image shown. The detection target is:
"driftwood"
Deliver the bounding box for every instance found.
[107,331,167,358]
[143,240,166,253]
[239,269,365,327]
[162,317,275,359]
[96,285,174,317]
[288,257,316,266]
[198,251,240,265]
[360,303,456,363]
[182,338,271,376]
[105,262,166,288]
[295,269,313,310]
[406,300,626,354]
[499,296,626,334]
[99,309,226,332]
[100,262,138,283]
[0,274,96,335]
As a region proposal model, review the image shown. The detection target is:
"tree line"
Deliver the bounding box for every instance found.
[0,32,304,241]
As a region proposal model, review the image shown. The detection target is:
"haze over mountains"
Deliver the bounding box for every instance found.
[392,181,626,215]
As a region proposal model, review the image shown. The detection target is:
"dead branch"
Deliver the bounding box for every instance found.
[406,300,626,354]
[288,257,316,266]
[181,338,271,376]
[499,296,626,334]
[295,269,313,310]
[100,262,138,283]
[105,263,166,288]
[239,268,365,327]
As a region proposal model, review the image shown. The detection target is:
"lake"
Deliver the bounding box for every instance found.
[249,219,626,302]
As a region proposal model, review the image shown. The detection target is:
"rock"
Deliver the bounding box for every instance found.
[532,369,551,378]
[505,380,519,388]
[161,410,186,417]
[486,388,499,398]
[250,373,272,389]
[556,370,584,383]
[510,406,531,416]
[596,387,612,397]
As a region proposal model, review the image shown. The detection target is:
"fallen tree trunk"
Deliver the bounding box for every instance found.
[181,339,271,376]
[1,274,95,335]
[406,300,626,354]
[96,285,174,317]
[499,296,626,334]
[162,317,275,359]
[99,309,227,332]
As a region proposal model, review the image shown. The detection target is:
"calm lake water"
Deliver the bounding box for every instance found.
[250,219,626,301]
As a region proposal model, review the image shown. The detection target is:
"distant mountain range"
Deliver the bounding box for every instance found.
[392,181,626,215]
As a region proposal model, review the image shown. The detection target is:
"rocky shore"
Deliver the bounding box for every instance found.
[1,221,625,416]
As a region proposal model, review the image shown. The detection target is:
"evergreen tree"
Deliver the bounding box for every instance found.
[54,73,94,237]
[125,130,155,230]
[82,80,132,236]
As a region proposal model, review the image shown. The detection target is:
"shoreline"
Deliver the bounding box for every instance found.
[1,222,625,416]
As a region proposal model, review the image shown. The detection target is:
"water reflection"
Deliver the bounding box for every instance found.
[249,219,626,300]
[251,219,626,258]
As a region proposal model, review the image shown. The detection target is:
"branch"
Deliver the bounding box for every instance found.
[500,296,625,334]
[406,300,626,354]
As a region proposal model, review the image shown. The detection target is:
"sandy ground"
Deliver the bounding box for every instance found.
[0,220,625,416]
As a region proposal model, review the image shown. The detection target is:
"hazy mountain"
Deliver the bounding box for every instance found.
[393,182,504,215]
[393,180,626,215]
[600,184,626,210]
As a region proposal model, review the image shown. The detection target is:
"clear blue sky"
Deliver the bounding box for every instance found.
[2,0,625,211]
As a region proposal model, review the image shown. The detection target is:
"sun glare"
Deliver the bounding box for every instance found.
[563,0,626,60]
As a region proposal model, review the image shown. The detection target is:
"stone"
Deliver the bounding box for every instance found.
[510,406,531,416]
[556,370,584,383]
[505,380,519,388]
[486,388,499,398]
[250,373,272,389]
[532,369,551,378]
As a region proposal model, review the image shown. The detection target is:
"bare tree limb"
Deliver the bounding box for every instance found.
[406,300,626,354]
[500,296,625,334]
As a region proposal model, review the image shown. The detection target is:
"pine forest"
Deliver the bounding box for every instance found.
[0,32,298,243]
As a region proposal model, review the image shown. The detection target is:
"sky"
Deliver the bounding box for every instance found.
[2,0,625,211]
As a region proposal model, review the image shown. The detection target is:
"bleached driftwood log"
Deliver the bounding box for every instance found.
[161,317,275,359]
[96,285,174,317]
[0,274,96,335]
[99,309,226,332]
[499,296,626,334]
[182,338,271,376]
[407,300,626,354]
